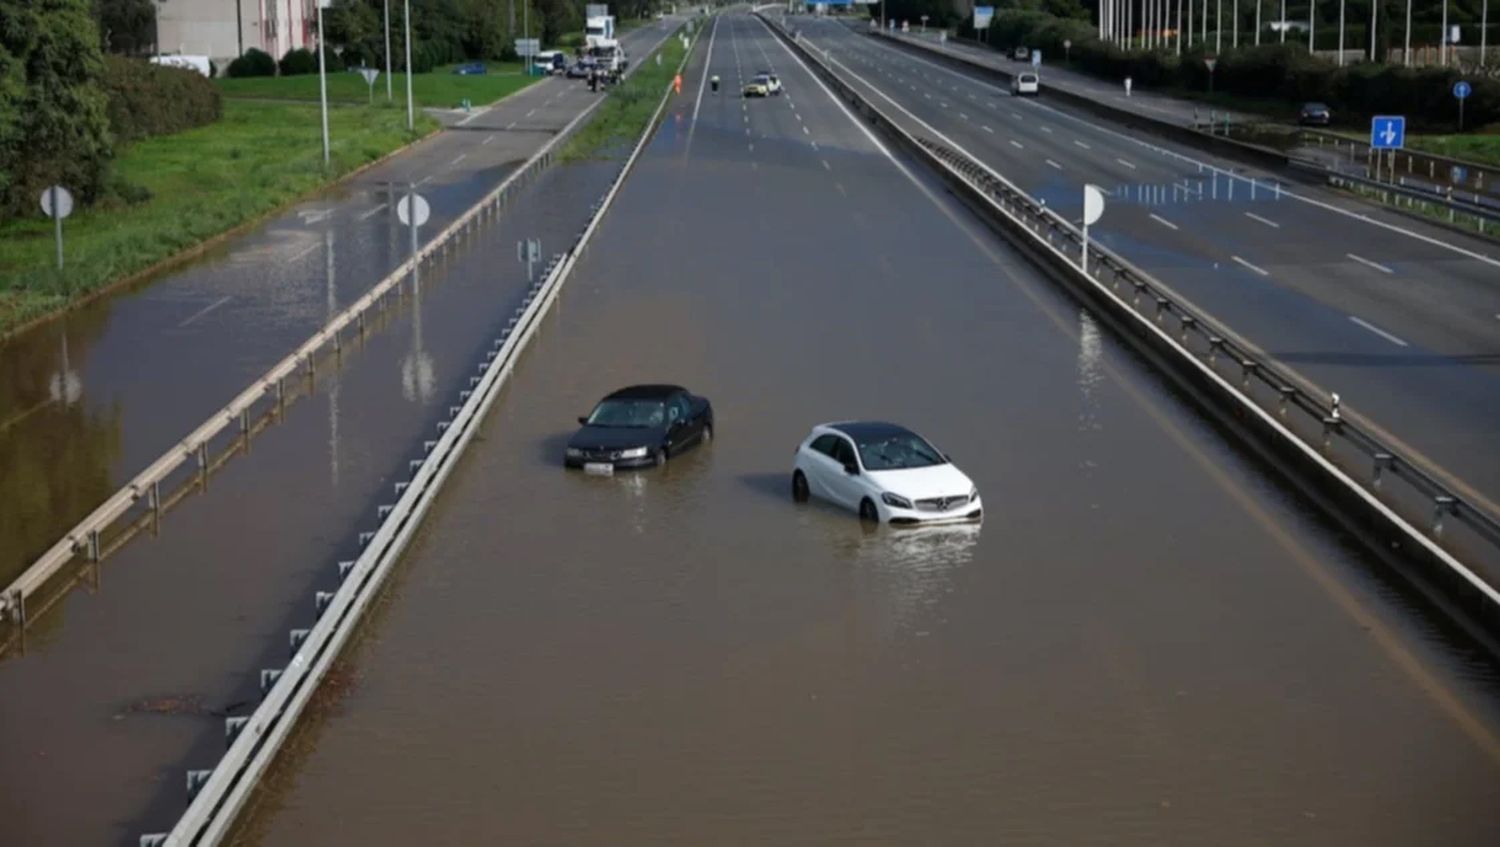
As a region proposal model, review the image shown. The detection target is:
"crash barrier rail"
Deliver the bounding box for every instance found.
[865,29,1500,228]
[764,15,1500,635]
[136,22,700,847]
[1303,163,1500,234]
[0,21,686,645]
[1299,128,1498,200]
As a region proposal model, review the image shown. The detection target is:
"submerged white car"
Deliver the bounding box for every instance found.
[791,421,982,524]
[1012,71,1039,96]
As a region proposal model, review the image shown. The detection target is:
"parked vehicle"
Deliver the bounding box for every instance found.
[565,385,714,472]
[1011,46,1030,61]
[1011,71,1039,96]
[567,59,595,79]
[791,422,982,524]
[743,73,780,97]
[1298,102,1332,126]
[452,62,487,75]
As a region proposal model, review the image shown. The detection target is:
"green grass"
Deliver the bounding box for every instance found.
[217,63,533,110]
[0,101,438,334]
[1404,130,1500,168]
[562,28,690,162]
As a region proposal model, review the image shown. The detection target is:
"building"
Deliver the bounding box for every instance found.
[155,0,316,70]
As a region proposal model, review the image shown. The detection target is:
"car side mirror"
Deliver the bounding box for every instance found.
[843,462,859,476]
[577,416,589,425]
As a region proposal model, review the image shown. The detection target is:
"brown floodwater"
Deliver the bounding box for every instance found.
[230,15,1500,847]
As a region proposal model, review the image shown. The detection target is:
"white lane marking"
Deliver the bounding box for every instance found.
[505,121,517,129]
[822,159,831,171]
[1244,212,1280,229]
[1073,139,1091,149]
[811,140,819,150]
[836,182,847,196]
[802,125,809,134]
[450,153,467,166]
[1349,316,1409,346]
[860,30,1500,270]
[1009,139,1024,149]
[749,142,754,152]
[1116,157,1136,169]
[1231,255,1271,276]
[1010,111,1022,119]
[959,112,969,120]
[286,241,320,265]
[414,175,432,187]
[983,125,994,133]
[1149,213,1179,230]
[525,108,536,117]
[357,202,388,221]
[924,92,932,99]
[1040,126,1054,134]
[1347,252,1395,274]
[482,134,496,145]
[688,14,719,145]
[178,295,232,328]
[1045,159,1062,170]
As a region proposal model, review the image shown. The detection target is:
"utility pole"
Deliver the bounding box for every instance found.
[1309,0,1315,54]
[236,0,244,56]
[1369,0,1377,62]
[1256,0,1262,45]
[1441,0,1448,66]
[385,0,393,100]
[404,0,414,129]
[1280,0,1286,42]
[1233,0,1239,47]
[317,0,330,166]
[1483,0,1489,67]
[1338,0,1346,65]
[1216,0,1222,51]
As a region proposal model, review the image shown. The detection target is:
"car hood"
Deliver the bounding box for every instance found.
[568,425,663,451]
[865,463,975,499]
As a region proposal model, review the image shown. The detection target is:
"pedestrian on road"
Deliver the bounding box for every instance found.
[1124,76,1133,98]
[673,73,683,95]
[711,74,720,93]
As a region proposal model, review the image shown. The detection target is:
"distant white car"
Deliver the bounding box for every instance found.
[1012,71,1039,96]
[151,54,212,77]
[791,421,982,524]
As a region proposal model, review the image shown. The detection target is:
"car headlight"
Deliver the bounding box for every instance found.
[969,487,979,503]
[566,447,583,458]
[881,492,913,509]
[619,446,649,459]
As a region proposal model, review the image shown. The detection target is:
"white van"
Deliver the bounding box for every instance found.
[1012,72,1039,96]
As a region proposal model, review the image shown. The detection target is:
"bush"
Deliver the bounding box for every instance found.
[100,55,221,144]
[279,47,316,76]
[226,48,275,78]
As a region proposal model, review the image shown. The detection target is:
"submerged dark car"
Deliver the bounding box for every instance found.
[565,385,714,472]
[1298,101,1332,126]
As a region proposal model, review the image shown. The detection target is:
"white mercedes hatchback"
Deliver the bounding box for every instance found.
[791,422,982,524]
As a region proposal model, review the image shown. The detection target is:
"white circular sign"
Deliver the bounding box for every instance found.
[1082,184,1106,226]
[40,185,74,220]
[396,193,430,227]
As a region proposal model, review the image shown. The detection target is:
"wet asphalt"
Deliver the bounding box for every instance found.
[229,15,1500,847]
[791,15,1500,519]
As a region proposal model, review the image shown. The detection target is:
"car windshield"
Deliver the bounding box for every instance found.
[587,399,665,428]
[1305,102,1328,110]
[854,432,946,471]
[1020,74,1037,82]
[755,75,770,84]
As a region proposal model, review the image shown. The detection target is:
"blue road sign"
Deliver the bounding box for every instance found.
[1370,115,1405,150]
[1451,165,1468,184]
[1454,80,1472,100]
[1031,50,1042,68]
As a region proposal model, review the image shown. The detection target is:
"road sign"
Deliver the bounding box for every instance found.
[40,184,72,270]
[514,38,539,56]
[40,185,73,220]
[1031,50,1042,68]
[396,193,430,227]
[1370,115,1405,150]
[1063,38,1072,61]
[1081,184,1105,272]
[1454,80,1472,99]
[973,5,994,29]
[1451,165,1468,184]
[1204,57,1217,72]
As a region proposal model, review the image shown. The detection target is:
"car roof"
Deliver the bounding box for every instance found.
[604,384,685,400]
[821,421,918,440]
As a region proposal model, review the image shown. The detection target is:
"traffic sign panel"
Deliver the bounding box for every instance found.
[1370,115,1405,150]
[39,185,73,219]
[1454,80,1472,100]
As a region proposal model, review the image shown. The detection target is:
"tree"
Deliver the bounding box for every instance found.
[0,0,114,220]
[94,0,156,55]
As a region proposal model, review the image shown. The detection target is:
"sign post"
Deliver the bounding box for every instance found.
[40,185,74,270]
[1064,38,1072,61]
[1204,56,1217,92]
[1081,184,1105,273]
[359,67,380,104]
[1454,80,1472,131]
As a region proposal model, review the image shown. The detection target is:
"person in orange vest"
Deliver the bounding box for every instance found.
[673,73,683,95]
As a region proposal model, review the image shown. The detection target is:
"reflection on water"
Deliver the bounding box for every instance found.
[849,522,981,637]
[0,309,121,586]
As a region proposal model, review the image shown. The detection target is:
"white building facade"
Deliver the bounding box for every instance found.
[155,0,316,69]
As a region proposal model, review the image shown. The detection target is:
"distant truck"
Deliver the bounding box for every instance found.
[585,4,616,49]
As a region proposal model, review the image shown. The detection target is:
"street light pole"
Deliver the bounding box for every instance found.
[1256,0,1262,45]
[1233,0,1239,47]
[1483,0,1489,67]
[1338,0,1345,65]
[317,0,330,166]
[1309,0,1315,54]
[1369,0,1377,62]
[1216,0,1222,51]
[404,0,414,129]
[1280,0,1286,42]
[385,0,393,100]
[1441,0,1448,66]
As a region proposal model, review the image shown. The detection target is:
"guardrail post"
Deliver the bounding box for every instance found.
[186,769,212,800]
[86,529,101,563]
[315,591,335,617]
[1178,314,1196,341]
[240,408,250,436]
[289,628,309,655]
[1153,296,1168,322]
[140,834,168,847]
[1239,360,1257,387]
[6,589,24,650]
[276,377,286,407]
[1372,453,1394,488]
[225,715,249,746]
[1131,279,1146,306]
[1277,386,1296,416]
[1432,495,1457,537]
[338,560,356,581]
[259,668,282,694]
[1207,336,1224,365]
[1321,415,1342,450]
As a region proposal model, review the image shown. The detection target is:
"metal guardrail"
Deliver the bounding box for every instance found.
[1311,165,1500,233]
[866,28,1500,232]
[137,23,700,847]
[0,24,686,643]
[765,15,1500,632]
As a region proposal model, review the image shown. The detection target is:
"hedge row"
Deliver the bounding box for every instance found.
[961,11,1499,130]
[101,55,221,144]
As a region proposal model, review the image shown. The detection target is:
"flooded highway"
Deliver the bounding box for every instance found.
[233,16,1500,846]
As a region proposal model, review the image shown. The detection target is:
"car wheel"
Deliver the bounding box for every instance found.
[654,447,668,467]
[859,498,879,524]
[792,470,809,503]
[701,424,713,444]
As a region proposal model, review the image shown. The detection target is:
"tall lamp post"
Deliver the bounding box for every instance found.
[404,0,414,129]
[317,0,330,165]
[385,0,393,100]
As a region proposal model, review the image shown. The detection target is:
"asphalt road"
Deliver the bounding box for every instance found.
[786,14,1500,520]
[231,15,1500,846]
[0,18,681,589]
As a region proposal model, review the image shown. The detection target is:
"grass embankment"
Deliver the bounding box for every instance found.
[217,63,532,109]
[0,101,438,334]
[562,28,691,161]
[1404,131,1500,168]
